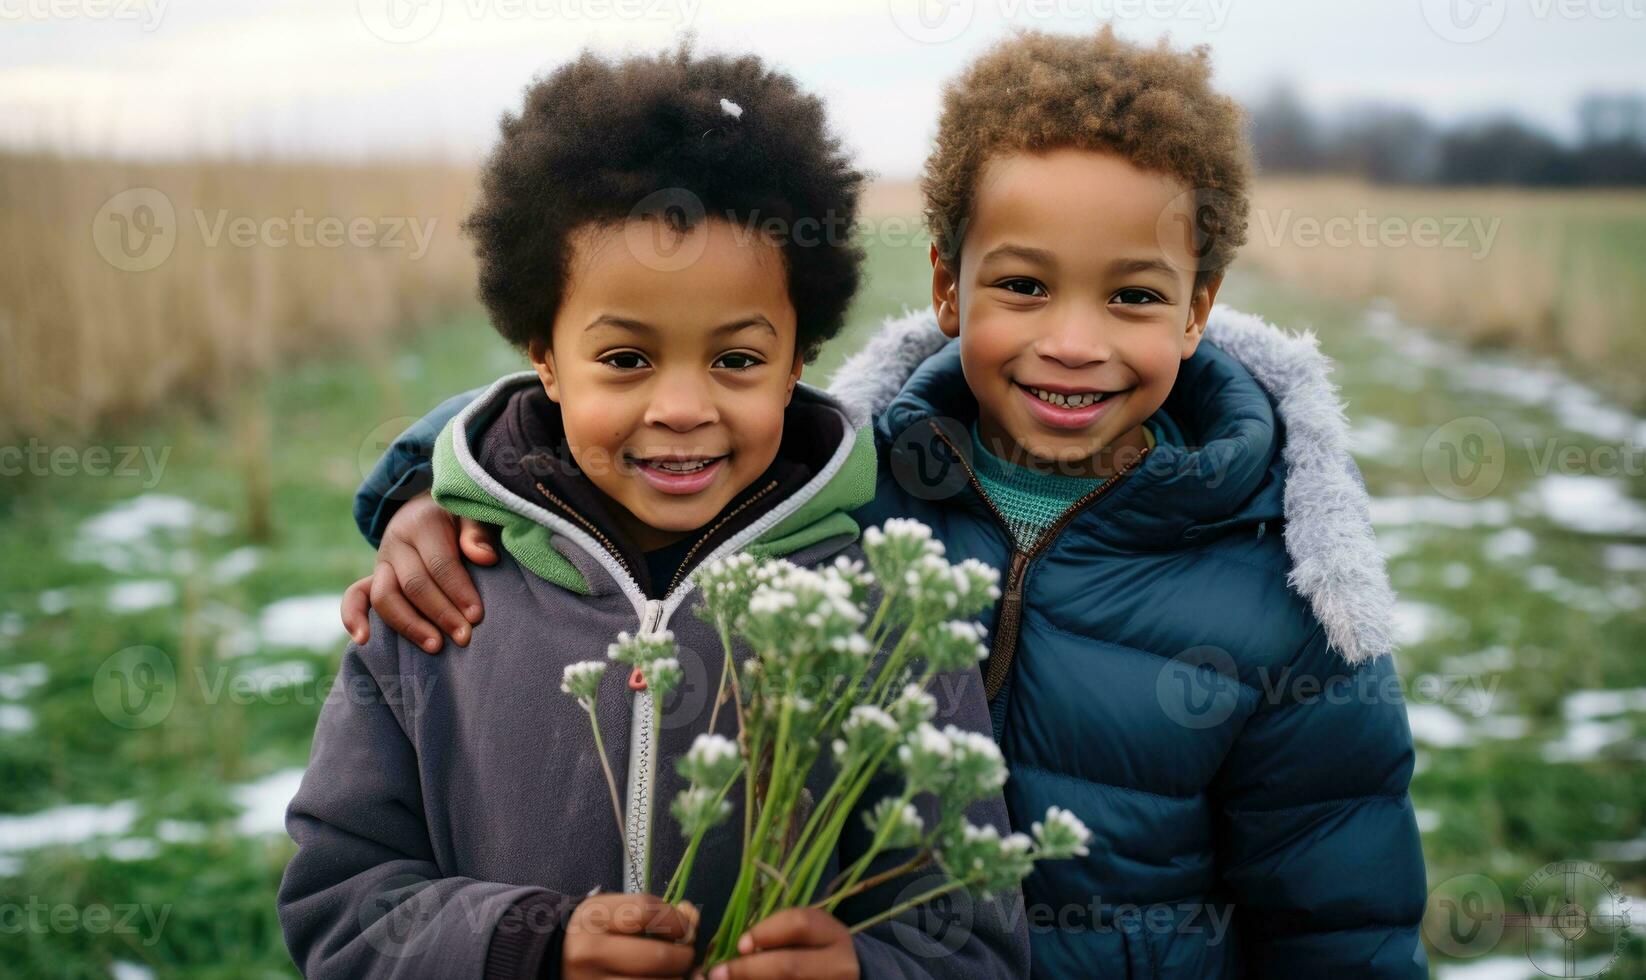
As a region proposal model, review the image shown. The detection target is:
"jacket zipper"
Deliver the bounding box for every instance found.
[623,597,667,893]
[926,420,1151,701]
[534,480,635,581]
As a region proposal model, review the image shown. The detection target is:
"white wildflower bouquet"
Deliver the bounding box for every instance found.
[559,519,1090,967]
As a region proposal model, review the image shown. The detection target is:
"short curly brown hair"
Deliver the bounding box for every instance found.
[921,26,1252,288]
[464,44,866,360]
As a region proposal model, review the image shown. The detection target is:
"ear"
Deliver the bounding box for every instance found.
[785,349,804,405]
[1181,271,1223,360]
[528,338,560,402]
[930,242,961,339]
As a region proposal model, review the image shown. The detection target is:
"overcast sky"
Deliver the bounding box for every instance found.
[3,0,1642,176]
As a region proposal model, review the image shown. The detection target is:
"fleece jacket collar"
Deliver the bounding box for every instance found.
[431,373,876,610]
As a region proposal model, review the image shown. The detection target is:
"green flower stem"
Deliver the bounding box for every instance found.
[583,702,637,874]
[661,763,744,905]
[710,691,796,961]
[845,879,967,935]
[707,622,735,735]
[782,739,897,909]
[821,785,917,910]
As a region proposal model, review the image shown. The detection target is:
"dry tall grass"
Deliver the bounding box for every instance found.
[1242,178,1646,408]
[0,152,480,440]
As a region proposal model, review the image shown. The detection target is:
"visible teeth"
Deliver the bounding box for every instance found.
[1026,386,1106,409]
[650,459,713,473]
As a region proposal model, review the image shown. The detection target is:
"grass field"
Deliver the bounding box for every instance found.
[1,225,1643,976]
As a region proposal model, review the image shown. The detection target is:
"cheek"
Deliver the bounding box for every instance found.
[1127,334,1187,386]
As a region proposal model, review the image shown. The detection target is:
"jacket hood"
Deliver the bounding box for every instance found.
[430,373,875,603]
[827,307,1398,665]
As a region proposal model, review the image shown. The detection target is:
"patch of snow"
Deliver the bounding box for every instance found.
[1394,601,1462,647]
[1525,475,1646,537]
[1481,528,1536,562]
[1542,720,1635,763]
[1350,417,1404,461]
[233,766,304,836]
[70,494,232,574]
[1406,704,1472,748]
[1370,495,1512,528]
[258,595,346,652]
[238,660,317,689]
[0,800,137,852]
[212,546,262,581]
[1603,544,1646,572]
[0,663,47,700]
[1563,688,1646,723]
[1435,957,1534,980]
[107,580,178,614]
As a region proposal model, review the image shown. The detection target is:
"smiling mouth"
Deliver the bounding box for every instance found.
[628,454,728,473]
[1019,384,1122,409]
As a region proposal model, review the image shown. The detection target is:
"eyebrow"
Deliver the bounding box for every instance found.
[978,243,1057,267]
[1108,257,1179,278]
[584,314,776,338]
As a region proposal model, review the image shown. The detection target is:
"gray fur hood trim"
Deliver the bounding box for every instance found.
[826,306,1398,665]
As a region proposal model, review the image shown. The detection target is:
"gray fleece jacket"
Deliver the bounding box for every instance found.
[277,377,1031,979]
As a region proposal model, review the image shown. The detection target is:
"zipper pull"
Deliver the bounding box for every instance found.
[630,599,668,691]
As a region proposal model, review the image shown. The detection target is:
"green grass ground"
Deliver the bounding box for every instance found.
[1,233,1641,977]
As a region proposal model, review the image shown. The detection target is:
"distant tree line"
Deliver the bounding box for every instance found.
[1247,87,1646,186]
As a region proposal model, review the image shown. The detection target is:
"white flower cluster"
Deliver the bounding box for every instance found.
[939,823,1036,898]
[832,704,899,768]
[560,660,606,709]
[896,722,1008,800]
[678,733,742,788]
[741,561,868,675]
[863,518,944,584]
[862,797,925,849]
[911,620,990,674]
[672,785,733,838]
[888,684,936,732]
[1031,806,1093,860]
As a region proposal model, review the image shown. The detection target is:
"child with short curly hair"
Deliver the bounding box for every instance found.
[347,27,1429,978]
[277,44,1027,980]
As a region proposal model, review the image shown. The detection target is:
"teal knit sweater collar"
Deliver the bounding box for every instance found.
[969,414,1180,550]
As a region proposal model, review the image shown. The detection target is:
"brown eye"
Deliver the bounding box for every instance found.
[601,351,649,371]
[996,277,1047,298]
[1113,287,1164,305]
[714,352,763,370]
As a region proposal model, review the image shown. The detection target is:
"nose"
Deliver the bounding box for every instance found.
[1033,308,1112,368]
[642,368,719,432]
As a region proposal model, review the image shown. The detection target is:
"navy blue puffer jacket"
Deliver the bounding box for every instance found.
[835,309,1429,978]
